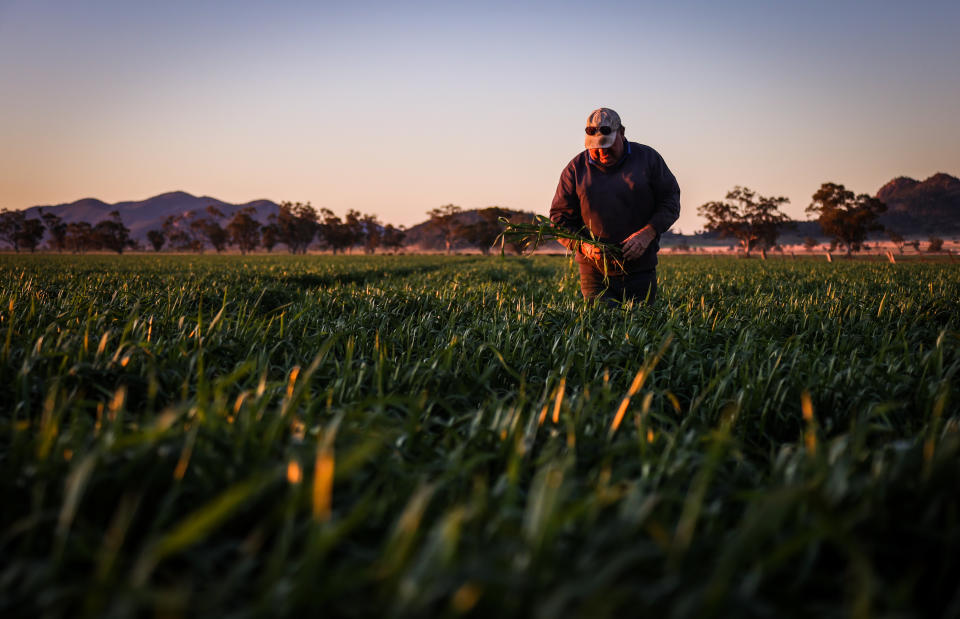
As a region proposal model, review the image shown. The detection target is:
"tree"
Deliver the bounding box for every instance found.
[427,204,464,254]
[227,206,261,254]
[381,224,406,253]
[0,209,25,252]
[344,210,364,253]
[93,211,131,254]
[161,209,224,253]
[162,213,200,251]
[21,219,45,253]
[927,236,944,253]
[20,218,45,253]
[190,204,230,254]
[0,209,22,251]
[802,236,819,252]
[697,186,791,257]
[261,223,279,252]
[459,207,513,255]
[65,222,95,253]
[195,206,229,253]
[271,202,318,254]
[806,182,886,257]
[887,230,906,254]
[0,209,46,253]
[359,213,382,254]
[317,208,357,254]
[147,230,166,252]
[39,209,68,252]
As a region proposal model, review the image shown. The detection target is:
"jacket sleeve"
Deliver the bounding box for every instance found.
[646,150,681,235]
[549,162,583,234]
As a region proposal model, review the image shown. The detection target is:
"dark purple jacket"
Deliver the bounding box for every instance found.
[550,142,681,271]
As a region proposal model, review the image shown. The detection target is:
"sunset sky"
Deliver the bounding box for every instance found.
[1,0,958,232]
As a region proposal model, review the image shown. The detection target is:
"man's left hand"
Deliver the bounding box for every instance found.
[621,226,657,261]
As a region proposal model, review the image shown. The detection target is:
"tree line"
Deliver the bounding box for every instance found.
[0,209,131,253]
[0,203,408,254]
[698,181,945,257]
[147,203,407,255]
[0,201,534,255]
[3,183,944,256]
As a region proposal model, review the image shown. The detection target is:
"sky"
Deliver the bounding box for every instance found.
[1,0,959,232]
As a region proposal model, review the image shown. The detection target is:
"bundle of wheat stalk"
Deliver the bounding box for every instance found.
[497,215,626,275]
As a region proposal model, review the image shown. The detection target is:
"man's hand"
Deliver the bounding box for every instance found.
[621,225,657,261]
[579,241,605,261]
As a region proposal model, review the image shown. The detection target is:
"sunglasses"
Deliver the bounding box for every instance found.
[584,125,614,136]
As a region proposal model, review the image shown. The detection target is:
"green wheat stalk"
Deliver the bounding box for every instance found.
[496,215,626,277]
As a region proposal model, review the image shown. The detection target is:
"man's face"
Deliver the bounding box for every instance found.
[588,128,625,165]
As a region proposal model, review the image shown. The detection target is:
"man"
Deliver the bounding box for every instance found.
[550,108,681,305]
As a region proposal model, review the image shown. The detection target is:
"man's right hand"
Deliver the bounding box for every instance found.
[579,242,604,261]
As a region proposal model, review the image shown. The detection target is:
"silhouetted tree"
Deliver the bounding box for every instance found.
[39,209,68,252]
[344,210,364,253]
[93,211,131,254]
[261,223,279,252]
[271,202,318,253]
[227,206,261,254]
[806,183,886,257]
[803,236,819,252]
[0,209,46,253]
[0,210,20,252]
[427,204,464,254]
[887,230,906,254]
[459,207,513,255]
[22,219,45,252]
[317,208,355,254]
[698,187,791,257]
[359,213,382,254]
[381,224,406,253]
[65,222,95,253]
[160,209,219,252]
[162,213,199,251]
[0,209,25,252]
[187,219,206,252]
[927,236,944,253]
[194,206,228,253]
[147,230,166,252]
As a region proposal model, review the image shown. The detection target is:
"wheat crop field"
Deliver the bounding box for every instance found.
[1,254,958,618]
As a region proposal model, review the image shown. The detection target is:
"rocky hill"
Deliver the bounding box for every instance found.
[875,172,960,235]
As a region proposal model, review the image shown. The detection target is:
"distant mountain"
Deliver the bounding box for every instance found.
[875,172,960,235]
[21,192,281,240]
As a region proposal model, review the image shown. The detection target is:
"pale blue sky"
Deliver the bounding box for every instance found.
[2,0,958,230]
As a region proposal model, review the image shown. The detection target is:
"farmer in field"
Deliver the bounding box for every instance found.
[550,108,681,305]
